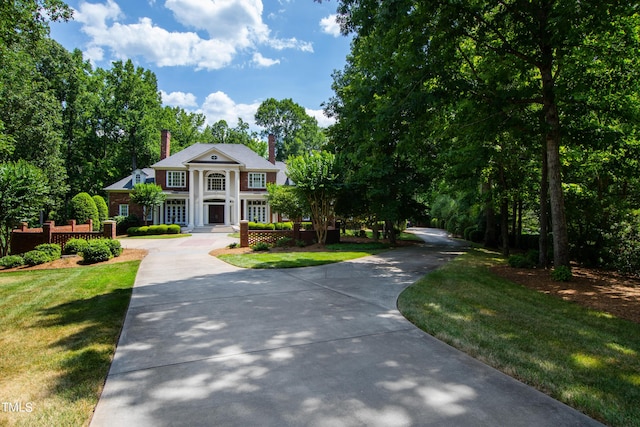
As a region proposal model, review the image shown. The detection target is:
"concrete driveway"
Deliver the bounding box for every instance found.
[90,229,602,426]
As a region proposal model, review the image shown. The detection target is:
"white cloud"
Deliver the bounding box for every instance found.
[200,91,261,128]
[161,90,199,108]
[320,14,341,37]
[306,108,335,128]
[252,52,280,67]
[74,0,313,70]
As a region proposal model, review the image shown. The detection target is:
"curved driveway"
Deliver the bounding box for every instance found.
[91,229,602,426]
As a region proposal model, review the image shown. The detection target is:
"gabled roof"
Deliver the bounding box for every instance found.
[104,168,155,191]
[152,143,279,171]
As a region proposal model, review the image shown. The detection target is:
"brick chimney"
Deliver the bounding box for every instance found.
[268,133,276,164]
[160,129,171,160]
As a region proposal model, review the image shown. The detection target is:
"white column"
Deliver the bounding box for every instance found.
[235,170,241,225]
[197,169,204,227]
[188,169,195,228]
[224,170,230,225]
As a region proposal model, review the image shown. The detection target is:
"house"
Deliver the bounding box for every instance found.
[105,130,288,229]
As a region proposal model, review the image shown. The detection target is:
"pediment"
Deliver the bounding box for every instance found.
[188,148,239,164]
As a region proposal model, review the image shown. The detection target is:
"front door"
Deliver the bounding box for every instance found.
[208,205,224,224]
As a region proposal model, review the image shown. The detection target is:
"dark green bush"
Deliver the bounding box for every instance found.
[508,254,535,269]
[301,222,313,230]
[251,242,270,251]
[23,250,51,266]
[296,239,307,247]
[64,238,89,255]
[0,255,24,268]
[248,222,275,230]
[469,229,484,243]
[227,242,239,249]
[275,237,293,247]
[104,239,122,257]
[551,265,572,282]
[115,215,140,235]
[93,195,109,226]
[34,243,61,261]
[81,240,113,264]
[70,192,100,230]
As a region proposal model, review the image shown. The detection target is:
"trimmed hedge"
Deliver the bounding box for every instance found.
[23,250,52,266]
[34,243,62,261]
[127,224,181,236]
[64,238,89,255]
[104,239,122,257]
[70,192,100,230]
[0,255,24,268]
[81,240,113,264]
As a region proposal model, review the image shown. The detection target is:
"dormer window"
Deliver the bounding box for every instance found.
[134,173,142,185]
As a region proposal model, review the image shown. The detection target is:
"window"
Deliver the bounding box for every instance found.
[207,173,225,191]
[165,200,186,225]
[167,171,186,188]
[134,173,142,185]
[248,173,266,189]
[247,200,267,223]
[119,204,129,217]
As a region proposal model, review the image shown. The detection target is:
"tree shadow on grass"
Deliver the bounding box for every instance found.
[35,287,133,402]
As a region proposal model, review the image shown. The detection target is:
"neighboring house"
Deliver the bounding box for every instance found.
[105,130,288,229]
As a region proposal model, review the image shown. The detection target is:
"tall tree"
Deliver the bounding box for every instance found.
[130,183,166,226]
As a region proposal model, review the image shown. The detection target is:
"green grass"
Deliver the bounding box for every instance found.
[218,242,389,268]
[398,248,640,427]
[0,261,140,426]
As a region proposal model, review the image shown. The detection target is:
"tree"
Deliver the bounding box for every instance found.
[255,98,323,160]
[266,183,307,222]
[286,151,340,245]
[130,183,166,226]
[0,160,50,256]
[69,192,99,230]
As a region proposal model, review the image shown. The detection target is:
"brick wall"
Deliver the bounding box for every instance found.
[10,220,116,254]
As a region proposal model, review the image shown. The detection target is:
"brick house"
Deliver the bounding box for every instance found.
[105,131,288,229]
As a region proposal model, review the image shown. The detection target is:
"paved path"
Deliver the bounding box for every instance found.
[91,229,602,426]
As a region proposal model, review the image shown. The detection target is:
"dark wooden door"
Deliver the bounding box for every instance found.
[209,205,224,224]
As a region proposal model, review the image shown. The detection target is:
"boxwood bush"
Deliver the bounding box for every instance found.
[127,224,181,236]
[0,255,24,268]
[81,240,113,264]
[104,239,122,257]
[34,244,61,261]
[23,250,52,266]
[64,238,89,255]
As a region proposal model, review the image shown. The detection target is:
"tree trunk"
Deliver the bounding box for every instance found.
[540,60,570,268]
[539,145,549,268]
[500,197,510,256]
[483,179,498,248]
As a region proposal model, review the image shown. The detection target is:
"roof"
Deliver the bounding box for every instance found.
[104,168,155,191]
[152,143,280,171]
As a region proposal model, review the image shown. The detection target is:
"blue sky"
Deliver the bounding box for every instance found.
[50,0,352,130]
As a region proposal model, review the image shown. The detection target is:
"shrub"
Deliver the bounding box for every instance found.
[251,242,270,251]
[64,238,89,255]
[167,224,181,234]
[103,239,122,257]
[551,265,572,282]
[227,242,239,249]
[81,240,113,264]
[115,215,140,235]
[525,249,540,266]
[274,222,293,230]
[275,237,293,248]
[469,229,484,243]
[296,239,307,247]
[0,255,24,268]
[248,222,275,230]
[508,254,535,269]
[93,195,109,226]
[23,250,51,266]
[34,243,61,261]
[70,192,100,230]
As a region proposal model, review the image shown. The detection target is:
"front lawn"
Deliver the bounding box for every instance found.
[398,248,640,427]
[0,261,140,426]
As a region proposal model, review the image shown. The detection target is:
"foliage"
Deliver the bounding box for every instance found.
[63,237,89,255]
[127,224,180,236]
[551,266,573,282]
[603,211,640,276]
[266,183,308,221]
[23,249,51,266]
[34,243,61,260]
[508,255,535,269]
[251,242,271,252]
[286,151,340,245]
[227,242,239,249]
[248,222,275,230]
[130,183,166,225]
[275,237,294,248]
[93,195,108,225]
[0,254,24,268]
[0,160,50,257]
[255,98,325,160]
[69,192,99,229]
[81,240,113,264]
[103,238,122,257]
